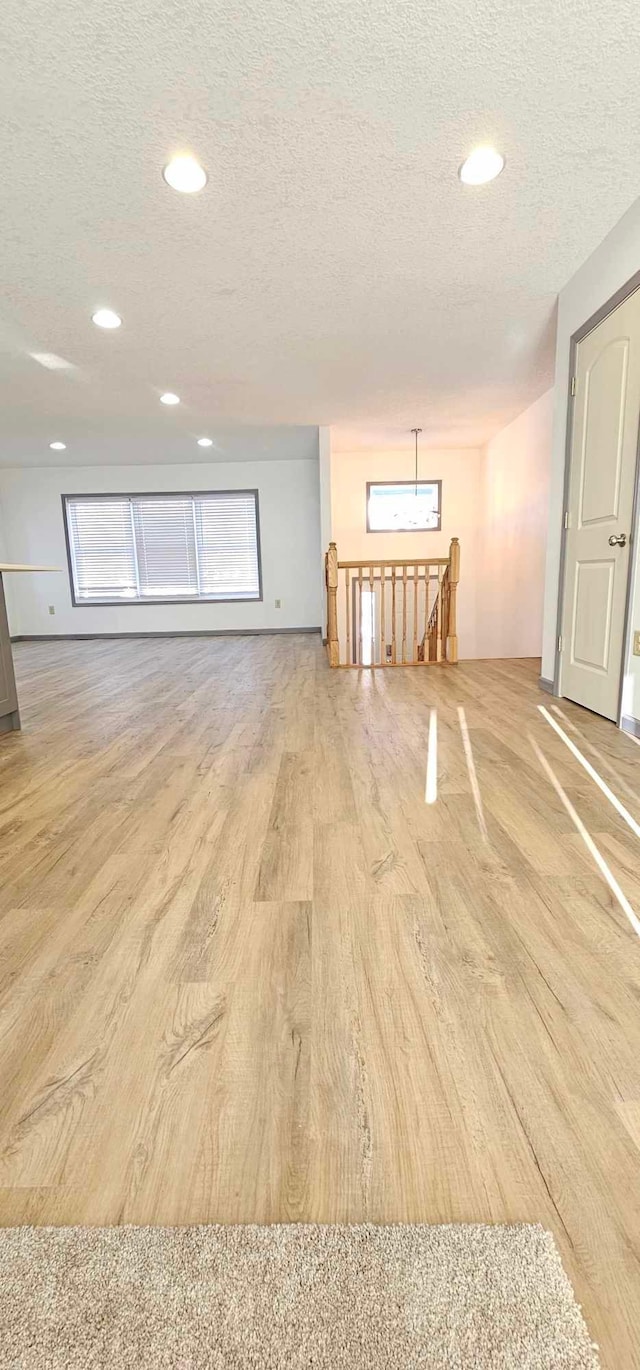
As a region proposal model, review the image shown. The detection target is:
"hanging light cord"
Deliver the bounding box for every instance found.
[411,427,422,496]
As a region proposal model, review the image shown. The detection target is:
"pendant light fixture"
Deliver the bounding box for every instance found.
[411,427,422,495]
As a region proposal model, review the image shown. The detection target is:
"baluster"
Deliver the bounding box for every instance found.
[344,568,351,666]
[369,563,375,666]
[416,558,422,660]
[351,568,356,667]
[357,566,363,665]
[424,565,431,663]
[391,567,397,664]
[380,564,386,664]
[402,565,407,664]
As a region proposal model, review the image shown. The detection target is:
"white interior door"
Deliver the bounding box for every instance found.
[560,287,640,721]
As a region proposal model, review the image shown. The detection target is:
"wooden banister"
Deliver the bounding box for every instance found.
[337,556,449,569]
[446,537,460,664]
[436,567,443,661]
[326,542,339,667]
[325,539,460,668]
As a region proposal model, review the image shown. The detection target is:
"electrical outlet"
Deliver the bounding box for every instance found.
[634,630,640,657]
[275,599,281,609]
[48,605,55,616]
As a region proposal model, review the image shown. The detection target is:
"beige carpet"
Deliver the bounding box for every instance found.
[0,1222,599,1368]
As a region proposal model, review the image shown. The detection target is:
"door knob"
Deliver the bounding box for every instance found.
[608,533,627,547]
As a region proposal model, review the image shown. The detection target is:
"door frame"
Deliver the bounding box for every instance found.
[553,267,640,726]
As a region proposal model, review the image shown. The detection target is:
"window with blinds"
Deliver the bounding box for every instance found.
[63,491,261,605]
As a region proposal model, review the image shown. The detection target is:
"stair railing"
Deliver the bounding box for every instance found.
[325,537,459,668]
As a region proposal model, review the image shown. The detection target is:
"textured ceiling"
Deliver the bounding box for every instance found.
[1,0,640,465]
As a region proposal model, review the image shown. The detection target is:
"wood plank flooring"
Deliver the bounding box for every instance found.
[1,637,640,1367]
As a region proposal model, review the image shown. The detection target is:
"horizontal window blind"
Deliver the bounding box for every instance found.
[66,498,138,600]
[195,494,261,598]
[133,498,198,598]
[63,491,261,604]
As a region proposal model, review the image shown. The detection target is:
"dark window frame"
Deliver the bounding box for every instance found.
[365,480,442,533]
[62,490,263,607]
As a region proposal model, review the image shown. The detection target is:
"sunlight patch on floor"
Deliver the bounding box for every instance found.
[425,708,438,805]
[530,733,640,939]
[458,706,489,842]
[538,704,640,842]
[550,704,640,806]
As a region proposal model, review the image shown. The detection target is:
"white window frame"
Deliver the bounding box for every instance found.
[62,490,263,606]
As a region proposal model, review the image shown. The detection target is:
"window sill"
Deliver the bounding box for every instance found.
[71,595,263,607]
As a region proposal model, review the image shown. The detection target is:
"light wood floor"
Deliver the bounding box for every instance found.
[1,637,639,1366]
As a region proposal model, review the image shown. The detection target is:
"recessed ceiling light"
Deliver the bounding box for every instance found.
[92,308,122,329]
[163,155,208,194]
[459,146,505,186]
[197,437,213,447]
[160,392,180,405]
[49,441,66,450]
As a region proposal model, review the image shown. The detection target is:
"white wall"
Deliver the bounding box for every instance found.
[0,495,7,563]
[0,458,321,635]
[622,497,640,724]
[329,445,484,658]
[542,194,640,681]
[480,389,553,659]
[318,426,332,634]
[318,427,332,555]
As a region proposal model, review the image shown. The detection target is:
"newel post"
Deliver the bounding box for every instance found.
[446,537,460,664]
[326,542,340,667]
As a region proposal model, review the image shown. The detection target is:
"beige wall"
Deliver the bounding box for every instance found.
[330,402,553,662]
[480,390,553,660]
[330,445,484,658]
